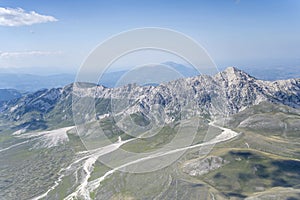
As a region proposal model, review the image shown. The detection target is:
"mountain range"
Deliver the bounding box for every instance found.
[1,67,299,132]
[0,67,300,200]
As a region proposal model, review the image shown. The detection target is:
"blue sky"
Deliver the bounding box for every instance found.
[0,0,299,74]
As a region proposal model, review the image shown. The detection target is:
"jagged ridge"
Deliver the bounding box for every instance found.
[1,67,299,130]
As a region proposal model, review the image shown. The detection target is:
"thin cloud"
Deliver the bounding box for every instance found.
[0,50,62,58]
[0,7,57,26]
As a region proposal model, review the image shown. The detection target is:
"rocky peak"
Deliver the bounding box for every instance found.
[216,67,255,83]
[223,66,240,74]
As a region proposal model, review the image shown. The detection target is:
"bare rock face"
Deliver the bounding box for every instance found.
[182,156,229,176]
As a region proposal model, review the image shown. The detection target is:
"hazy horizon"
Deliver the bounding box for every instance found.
[1,0,300,75]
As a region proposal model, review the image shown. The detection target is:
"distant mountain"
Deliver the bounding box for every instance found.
[161,61,200,77]
[98,70,127,88]
[0,89,22,102]
[99,62,200,87]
